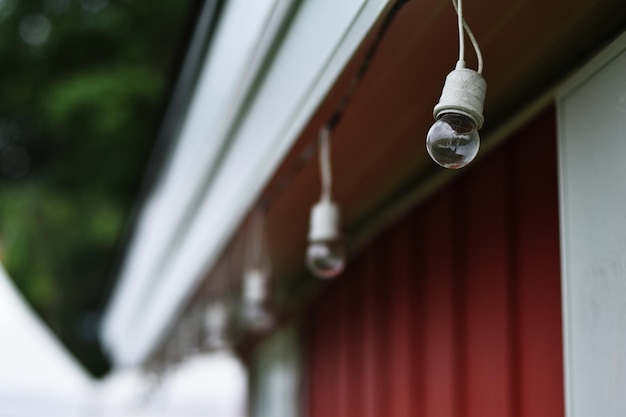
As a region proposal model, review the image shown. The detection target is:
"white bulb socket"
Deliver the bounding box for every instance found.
[308,200,341,242]
[433,67,486,129]
[204,304,227,333]
[243,269,267,304]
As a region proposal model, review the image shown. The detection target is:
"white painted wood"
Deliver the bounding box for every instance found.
[103,0,393,366]
[102,0,287,361]
[557,30,626,417]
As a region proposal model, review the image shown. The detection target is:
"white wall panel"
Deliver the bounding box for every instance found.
[557,30,626,417]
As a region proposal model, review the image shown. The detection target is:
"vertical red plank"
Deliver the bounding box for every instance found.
[422,189,458,417]
[514,110,565,417]
[344,262,365,417]
[388,219,417,417]
[361,238,393,417]
[329,289,342,416]
[375,237,392,416]
[462,155,514,417]
[336,261,367,417]
[308,298,337,417]
[361,247,382,417]
[336,277,351,417]
[307,315,321,417]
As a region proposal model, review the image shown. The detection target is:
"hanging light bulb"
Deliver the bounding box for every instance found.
[203,302,229,350]
[307,200,345,278]
[306,127,345,279]
[427,0,486,169]
[241,208,275,332]
[202,259,233,350]
[241,268,275,332]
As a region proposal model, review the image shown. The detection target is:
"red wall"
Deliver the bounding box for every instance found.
[305,109,564,417]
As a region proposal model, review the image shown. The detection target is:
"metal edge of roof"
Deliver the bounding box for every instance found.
[100,0,225,353]
[102,0,295,362]
[102,0,395,366]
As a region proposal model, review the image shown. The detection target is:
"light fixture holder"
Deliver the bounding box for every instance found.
[308,200,341,242]
[243,268,267,304]
[433,67,486,129]
[203,303,229,349]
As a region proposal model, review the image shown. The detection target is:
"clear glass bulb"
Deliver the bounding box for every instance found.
[204,304,229,350]
[306,239,345,279]
[242,302,275,333]
[426,113,480,169]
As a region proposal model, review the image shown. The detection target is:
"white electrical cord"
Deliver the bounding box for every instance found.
[456,0,465,67]
[244,207,269,272]
[251,208,265,269]
[452,0,483,74]
[319,126,333,202]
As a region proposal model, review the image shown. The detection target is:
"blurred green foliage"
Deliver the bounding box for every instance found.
[0,0,195,376]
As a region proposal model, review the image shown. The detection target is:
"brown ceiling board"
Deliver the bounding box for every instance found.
[237,4,419,282]
[481,0,626,128]
[264,0,625,281]
[327,26,454,225]
[237,49,385,284]
[258,1,459,285]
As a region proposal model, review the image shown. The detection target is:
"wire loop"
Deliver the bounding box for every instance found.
[319,126,333,202]
[452,0,483,74]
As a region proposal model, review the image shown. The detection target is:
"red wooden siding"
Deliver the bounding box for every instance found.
[305,109,564,417]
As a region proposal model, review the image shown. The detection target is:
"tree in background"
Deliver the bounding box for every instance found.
[0,0,195,376]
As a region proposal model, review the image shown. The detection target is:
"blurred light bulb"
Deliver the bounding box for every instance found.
[428,67,486,169]
[426,113,479,169]
[306,200,345,279]
[241,269,275,332]
[241,303,275,333]
[306,239,345,279]
[203,303,229,350]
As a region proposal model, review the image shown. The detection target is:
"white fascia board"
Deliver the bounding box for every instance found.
[104,0,392,366]
[102,0,288,354]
